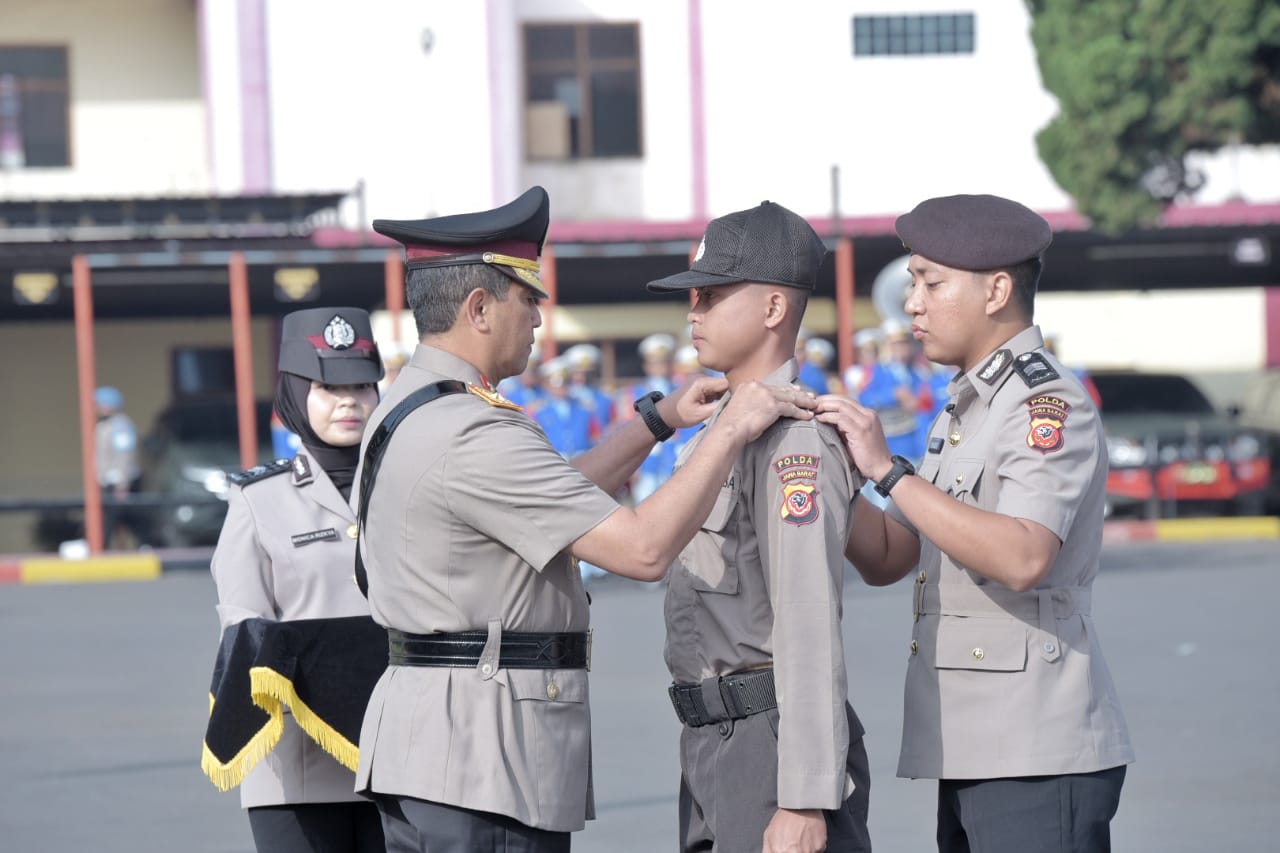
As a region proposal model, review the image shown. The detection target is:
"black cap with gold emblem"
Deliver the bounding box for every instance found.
[372,186,551,298]
[278,307,385,385]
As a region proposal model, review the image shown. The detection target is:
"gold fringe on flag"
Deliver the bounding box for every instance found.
[200,690,285,792]
[249,666,361,772]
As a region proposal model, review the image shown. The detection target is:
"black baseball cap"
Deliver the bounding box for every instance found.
[647,200,827,292]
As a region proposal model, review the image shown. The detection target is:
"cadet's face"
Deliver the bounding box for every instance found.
[687,282,764,374]
[307,382,378,447]
[491,285,543,380]
[903,255,988,371]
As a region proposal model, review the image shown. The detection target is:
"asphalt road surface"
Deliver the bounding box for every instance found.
[1,540,1277,852]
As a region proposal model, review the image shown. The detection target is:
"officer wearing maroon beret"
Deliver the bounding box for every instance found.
[352,187,815,852]
[817,194,1133,853]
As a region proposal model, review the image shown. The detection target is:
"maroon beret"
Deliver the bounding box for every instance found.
[895,194,1052,271]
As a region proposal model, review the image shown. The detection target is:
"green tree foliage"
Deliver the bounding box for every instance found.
[1027,0,1280,232]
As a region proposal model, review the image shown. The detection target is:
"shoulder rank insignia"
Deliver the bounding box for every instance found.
[467,383,523,412]
[227,458,293,487]
[977,349,1012,385]
[1026,395,1071,453]
[1012,351,1060,388]
[290,454,314,486]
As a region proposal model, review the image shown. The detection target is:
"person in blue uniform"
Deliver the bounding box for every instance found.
[534,357,596,458]
[563,343,614,436]
[799,336,838,394]
[496,347,546,413]
[620,333,680,502]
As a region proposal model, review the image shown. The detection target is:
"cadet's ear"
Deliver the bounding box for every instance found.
[984,271,1014,317]
[763,287,788,330]
[461,287,491,332]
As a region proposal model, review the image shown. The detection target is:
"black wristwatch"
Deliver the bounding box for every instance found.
[873,455,916,498]
[634,390,675,442]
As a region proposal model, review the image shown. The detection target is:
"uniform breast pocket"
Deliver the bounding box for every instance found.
[678,477,739,595]
[916,456,942,485]
[944,458,985,506]
[934,619,1027,672]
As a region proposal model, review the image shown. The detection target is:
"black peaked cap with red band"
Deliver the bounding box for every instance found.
[373,186,551,298]
[278,306,384,386]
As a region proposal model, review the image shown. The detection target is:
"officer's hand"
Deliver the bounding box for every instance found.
[660,375,729,429]
[718,381,816,444]
[814,394,893,481]
[763,807,827,853]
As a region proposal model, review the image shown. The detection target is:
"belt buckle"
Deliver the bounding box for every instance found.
[586,629,593,672]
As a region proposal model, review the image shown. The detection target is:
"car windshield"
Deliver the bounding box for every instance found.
[1092,374,1215,416]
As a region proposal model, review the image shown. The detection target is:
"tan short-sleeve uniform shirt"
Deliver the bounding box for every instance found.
[353,345,620,833]
[889,326,1135,780]
[664,360,864,810]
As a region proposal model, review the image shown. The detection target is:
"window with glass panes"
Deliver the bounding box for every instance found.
[523,23,641,160]
[0,46,70,168]
[852,14,975,57]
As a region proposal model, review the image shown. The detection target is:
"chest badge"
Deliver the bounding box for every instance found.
[948,431,961,446]
[291,528,338,547]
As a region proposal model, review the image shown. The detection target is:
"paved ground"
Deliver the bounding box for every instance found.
[1,540,1277,851]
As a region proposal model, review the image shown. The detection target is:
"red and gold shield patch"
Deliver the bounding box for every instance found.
[775,452,821,525]
[780,482,819,525]
[1025,395,1071,454]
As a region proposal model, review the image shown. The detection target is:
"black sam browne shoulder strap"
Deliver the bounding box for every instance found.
[354,380,468,596]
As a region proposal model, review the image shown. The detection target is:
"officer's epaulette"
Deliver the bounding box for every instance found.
[1011,351,1060,388]
[467,383,523,412]
[227,458,293,487]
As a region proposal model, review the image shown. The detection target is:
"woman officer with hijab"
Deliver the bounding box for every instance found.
[204,307,386,853]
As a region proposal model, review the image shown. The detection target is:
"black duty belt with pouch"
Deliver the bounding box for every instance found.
[388,628,591,670]
[669,668,777,727]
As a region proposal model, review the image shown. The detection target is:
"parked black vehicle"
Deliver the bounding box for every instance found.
[1092,371,1271,519]
[139,398,276,547]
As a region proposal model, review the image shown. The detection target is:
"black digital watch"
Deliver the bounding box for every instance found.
[633,390,675,442]
[873,455,916,498]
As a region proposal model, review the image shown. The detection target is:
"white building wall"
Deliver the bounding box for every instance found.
[0,0,207,198]
[261,0,495,225]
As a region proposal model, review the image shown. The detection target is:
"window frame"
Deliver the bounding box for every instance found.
[0,43,72,169]
[522,21,644,161]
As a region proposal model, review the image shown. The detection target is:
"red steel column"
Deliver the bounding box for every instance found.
[73,256,104,554]
[835,238,855,374]
[540,245,559,363]
[228,253,259,470]
[385,250,405,345]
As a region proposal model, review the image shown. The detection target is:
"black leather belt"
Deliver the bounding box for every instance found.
[387,628,590,670]
[668,668,777,728]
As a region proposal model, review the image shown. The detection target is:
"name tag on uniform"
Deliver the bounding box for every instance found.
[291,528,338,547]
[928,437,944,454]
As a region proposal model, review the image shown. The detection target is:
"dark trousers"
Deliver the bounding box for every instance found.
[101,477,144,548]
[937,766,1127,853]
[678,704,872,852]
[377,795,570,853]
[247,801,385,853]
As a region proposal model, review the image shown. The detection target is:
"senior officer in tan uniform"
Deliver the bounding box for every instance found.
[205,307,386,852]
[816,194,1134,853]
[354,186,816,853]
[648,200,871,853]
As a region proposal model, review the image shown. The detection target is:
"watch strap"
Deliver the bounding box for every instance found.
[873,455,915,498]
[634,391,675,442]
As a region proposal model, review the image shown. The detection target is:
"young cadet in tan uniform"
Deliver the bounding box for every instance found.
[647,201,871,853]
[206,307,386,853]
[816,195,1134,853]
[354,187,816,853]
